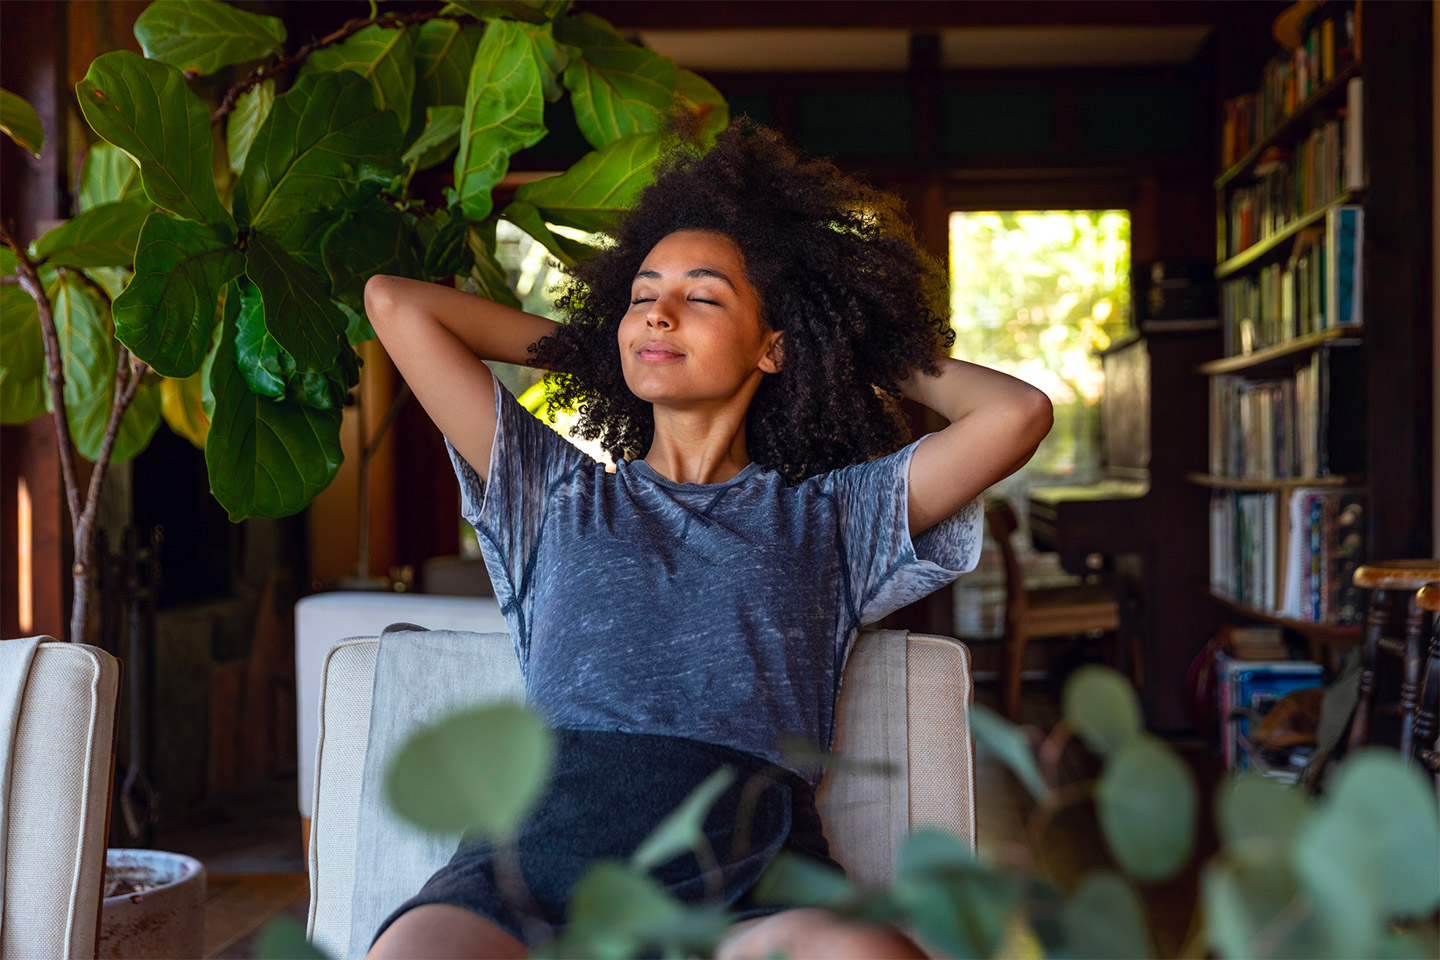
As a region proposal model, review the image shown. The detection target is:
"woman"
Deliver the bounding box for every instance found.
[363,117,1053,959]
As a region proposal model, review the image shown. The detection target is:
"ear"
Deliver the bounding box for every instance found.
[759,330,785,375]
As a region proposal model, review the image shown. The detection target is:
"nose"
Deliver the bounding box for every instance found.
[645,307,672,329]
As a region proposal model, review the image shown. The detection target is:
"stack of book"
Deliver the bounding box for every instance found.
[1208,487,1366,625]
[1209,352,1332,480]
[1217,648,1325,778]
[1220,205,1364,353]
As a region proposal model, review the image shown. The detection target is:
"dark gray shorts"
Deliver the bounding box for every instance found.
[370,728,841,950]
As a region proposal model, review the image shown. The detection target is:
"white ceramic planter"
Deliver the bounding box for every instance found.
[98,849,206,960]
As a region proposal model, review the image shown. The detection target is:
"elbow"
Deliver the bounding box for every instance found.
[364,274,394,311]
[1018,386,1054,448]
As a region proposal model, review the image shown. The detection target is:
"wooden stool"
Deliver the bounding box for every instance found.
[1413,581,1440,773]
[1347,560,1440,763]
[986,499,1124,721]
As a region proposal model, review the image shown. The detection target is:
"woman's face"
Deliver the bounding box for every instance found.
[618,229,782,408]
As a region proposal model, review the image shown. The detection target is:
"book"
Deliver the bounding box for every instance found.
[1326,205,1363,328]
[1217,654,1325,772]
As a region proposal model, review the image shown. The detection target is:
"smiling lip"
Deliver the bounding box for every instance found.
[638,341,683,361]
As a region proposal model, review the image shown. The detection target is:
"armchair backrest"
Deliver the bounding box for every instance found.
[306,629,974,957]
[2,639,120,959]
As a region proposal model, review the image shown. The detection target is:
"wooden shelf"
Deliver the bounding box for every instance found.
[1215,63,1360,191]
[1196,326,1362,375]
[1215,191,1362,279]
[1207,591,1363,645]
[1186,472,1364,491]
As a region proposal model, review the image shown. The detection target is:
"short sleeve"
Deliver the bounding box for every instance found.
[442,375,592,662]
[818,433,985,628]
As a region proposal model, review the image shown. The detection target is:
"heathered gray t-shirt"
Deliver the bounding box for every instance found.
[444,376,983,784]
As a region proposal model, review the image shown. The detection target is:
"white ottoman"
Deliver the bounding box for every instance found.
[294,593,508,826]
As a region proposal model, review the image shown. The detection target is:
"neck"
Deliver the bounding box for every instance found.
[643,400,754,485]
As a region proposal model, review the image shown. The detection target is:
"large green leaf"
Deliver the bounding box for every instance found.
[112,212,243,378]
[1062,664,1143,758]
[0,87,44,157]
[227,78,275,177]
[299,23,417,134]
[510,130,663,233]
[49,271,163,463]
[412,19,485,115]
[29,201,150,269]
[321,202,424,313]
[204,299,343,521]
[385,702,553,836]
[453,19,561,222]
[675,67,728,146]
[555,12,677,149]
[273,208,347,293]
[1096,735,1197,882]
[76,51,232,227]
[497,200,597,269]
[233,70,403,233]
[1061,872,1152,960]
[401,105,464,171]
[77,142,145,213]
[242,230,348,374]
[133,0,286,76]
[0,253,51,424]
[445,0,568,24]
[465,221,522,308]
[233,277,357,412]
[159,367,211,449]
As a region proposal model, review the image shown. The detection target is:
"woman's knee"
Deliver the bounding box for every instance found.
[715,907,928,960]
[367,903,528,960]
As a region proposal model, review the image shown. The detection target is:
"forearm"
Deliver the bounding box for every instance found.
[897,356,1049,425]
[363,274,562,369]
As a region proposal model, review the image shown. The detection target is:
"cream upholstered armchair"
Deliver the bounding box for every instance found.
[305,627,976,958]
[0,637,120,959]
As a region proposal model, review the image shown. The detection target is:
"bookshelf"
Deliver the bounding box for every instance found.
[1203,0,1433,641]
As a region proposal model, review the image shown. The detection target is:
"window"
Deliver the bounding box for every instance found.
[947,209,1132,635]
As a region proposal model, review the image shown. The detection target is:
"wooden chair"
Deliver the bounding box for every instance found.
[986,498,1124,721]
[1415,580,1440,773]
[1346,560,1440,765]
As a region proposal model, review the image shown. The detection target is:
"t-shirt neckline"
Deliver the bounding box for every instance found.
[629,458,762,490]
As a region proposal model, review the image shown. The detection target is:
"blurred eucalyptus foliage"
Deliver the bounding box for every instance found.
[270,664,1438,959]
[0,0,725,640]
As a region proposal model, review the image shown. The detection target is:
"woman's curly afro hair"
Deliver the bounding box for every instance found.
[528,115,955,484]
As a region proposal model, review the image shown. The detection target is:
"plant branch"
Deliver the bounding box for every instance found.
[354,378,412,581]
[209,9,467,126]
[1,219,82,532]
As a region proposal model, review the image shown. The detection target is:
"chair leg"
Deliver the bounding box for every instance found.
[1002,630,1027,722]
[1348,589,1389,754]
[1398,601,1426,761]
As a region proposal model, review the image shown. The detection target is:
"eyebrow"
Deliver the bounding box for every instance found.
[632,268,737,294]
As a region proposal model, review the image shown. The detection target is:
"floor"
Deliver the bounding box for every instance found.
[154,680,1215,958]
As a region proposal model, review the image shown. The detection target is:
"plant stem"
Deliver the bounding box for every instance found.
[208,9,466,126]
[354,379,411,581]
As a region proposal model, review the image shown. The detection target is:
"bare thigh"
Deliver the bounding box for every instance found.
[367,903,528,960]
[714,907,929,960]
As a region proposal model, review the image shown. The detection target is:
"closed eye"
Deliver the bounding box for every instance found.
[629,297,719,305]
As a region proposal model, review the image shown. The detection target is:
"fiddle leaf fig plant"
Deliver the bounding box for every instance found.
[0,0,728,642]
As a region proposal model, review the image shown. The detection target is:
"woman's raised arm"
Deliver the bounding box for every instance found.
[898,357,1054,537]
[362,275,562,483]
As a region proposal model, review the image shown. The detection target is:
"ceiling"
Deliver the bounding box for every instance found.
[635,25,1215,73]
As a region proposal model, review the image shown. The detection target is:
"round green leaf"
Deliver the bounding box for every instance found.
[969,702,1048,801]
[1063,664,1143,757]
[77,142,144,213]
[554,12,678,149]
[1062,871,1152,959]
[227,78,275,177]
[1216,773,1313,851]
[242,231,349,374]
[454,19,559,222]
[233,70,403,233]
[1293,750,1440,920]
[76,51,232,227]
[384,702,553,836]
[891,858,1021,960]
[30,201,150,269]
[204,302,342,521]
[300,23,417,133]
[752,851,856,909]
[555,861,687,959]
[1096,735,1196,881]
[0,87,44,157]
[112,211,243,378]
[511,130,664,234]
[254,915,329,960]
[1202,852,1335,960]
[134,0,286,76]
